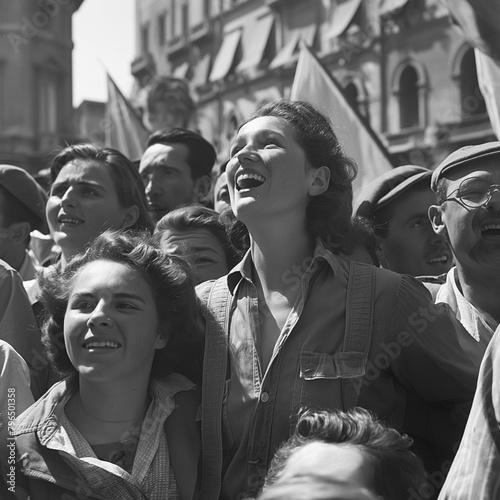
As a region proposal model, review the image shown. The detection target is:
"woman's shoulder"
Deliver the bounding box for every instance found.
[15,378,74,436]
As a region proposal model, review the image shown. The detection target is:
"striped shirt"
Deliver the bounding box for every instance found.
[439,324,500,499]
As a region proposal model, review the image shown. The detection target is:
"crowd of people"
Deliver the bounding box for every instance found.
[0,98,499,500]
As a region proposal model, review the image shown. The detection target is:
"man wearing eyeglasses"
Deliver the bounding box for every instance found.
[426,141,500,348]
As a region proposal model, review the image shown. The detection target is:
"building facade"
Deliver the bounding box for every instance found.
[0,0,83,173]
[131,0,494,169]
[74,99,106,147]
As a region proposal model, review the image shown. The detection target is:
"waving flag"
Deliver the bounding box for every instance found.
[438,0,500,140]
[105,73,150,161]
[290,43,394,192]
[475,49,500,140]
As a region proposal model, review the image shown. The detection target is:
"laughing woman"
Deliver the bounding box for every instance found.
[13,231,202,500]
[198,100,478,499]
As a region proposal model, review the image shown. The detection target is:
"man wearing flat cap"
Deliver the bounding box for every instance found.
[0,165,48,399]
[426,141,500,347]
[0,164,47,280]
[355,165,452,277]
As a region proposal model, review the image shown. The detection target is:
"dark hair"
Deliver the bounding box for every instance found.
[0,185,43,234]
[39,230,203,383]
[154,205,239,270]
[147,127,216,180]
[265,407,428,500]
[435,177,448,205]
[342,216,379,266]
[243,100,357,249]
[49,143,153,233]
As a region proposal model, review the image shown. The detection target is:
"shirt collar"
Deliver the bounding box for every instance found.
[226,238,340,294]
[436,267,496,341]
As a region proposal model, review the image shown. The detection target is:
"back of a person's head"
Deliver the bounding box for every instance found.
[266,408,428,500]
[147,127,216,180]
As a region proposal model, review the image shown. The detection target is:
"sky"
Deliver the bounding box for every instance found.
[72,0,136,106]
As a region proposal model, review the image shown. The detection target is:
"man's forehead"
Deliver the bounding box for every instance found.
[140,142,190,168]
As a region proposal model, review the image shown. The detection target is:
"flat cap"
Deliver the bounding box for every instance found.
[0,165,47,231]
[431,141,500,192]
[354,165,431,219]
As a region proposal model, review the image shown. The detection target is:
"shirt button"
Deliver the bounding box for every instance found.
[260,392,269,403]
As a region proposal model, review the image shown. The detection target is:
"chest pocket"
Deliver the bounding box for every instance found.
[300,351,365,380]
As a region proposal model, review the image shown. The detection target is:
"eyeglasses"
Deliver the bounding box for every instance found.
[441,177,500,209]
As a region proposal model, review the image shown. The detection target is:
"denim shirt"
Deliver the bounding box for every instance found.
[198,242,479,500]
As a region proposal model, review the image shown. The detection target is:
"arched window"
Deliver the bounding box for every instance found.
[399,65,419,129]
[344,82,359,112]
[460,48,486,117]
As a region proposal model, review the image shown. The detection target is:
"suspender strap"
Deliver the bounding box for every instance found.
[342,261,376,409]
[200,277,231,499]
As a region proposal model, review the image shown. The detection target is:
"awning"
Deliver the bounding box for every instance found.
[191,53,211,88]
[173,61,190,79]
[237,15,275,72]
[379,0,410,16]
[270,24,316,69]
[209,29,242,82]
[328,0,362,39]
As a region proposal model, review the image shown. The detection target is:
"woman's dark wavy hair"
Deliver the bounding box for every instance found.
[39,230,203,383]
[242,100,357,250]
[49,143,153,233]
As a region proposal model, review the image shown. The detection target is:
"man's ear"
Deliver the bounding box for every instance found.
[374,234,389,270]
[429,205,446,235]
[121,205,140,229]
[193,175,212,203]
[154,334,169,350]
[9,222,31,245]
[308,166,330,197]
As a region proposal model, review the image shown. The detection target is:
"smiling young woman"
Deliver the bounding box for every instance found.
[198,100,479,500]
[12,231,203,500]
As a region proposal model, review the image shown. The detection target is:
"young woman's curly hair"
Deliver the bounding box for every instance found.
[39,229,204,384]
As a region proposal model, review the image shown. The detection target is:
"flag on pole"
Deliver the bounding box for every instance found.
[475,48,500,140]
[105,73,150,161]
[438,0,500,141]
[439,0,500,63]
[290,43,394,192]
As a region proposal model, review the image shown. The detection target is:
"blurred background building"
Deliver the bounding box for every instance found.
[131,0,495,168]
[0,0,84,173]
[0,0,495,175]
